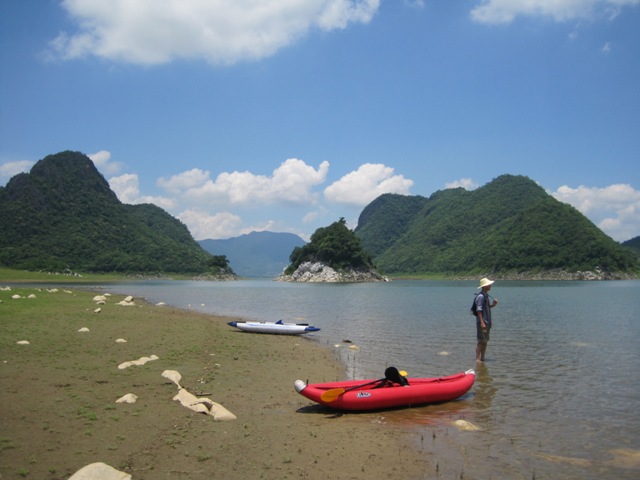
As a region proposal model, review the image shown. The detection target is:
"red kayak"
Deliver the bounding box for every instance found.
[294,367,475,411]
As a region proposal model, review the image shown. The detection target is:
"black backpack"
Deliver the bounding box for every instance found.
[470,293,480,316]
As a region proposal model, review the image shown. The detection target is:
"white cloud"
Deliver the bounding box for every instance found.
[0,160,33,184]
[109,173,175,210]
[470,0,640,25]
[445,178,479,190]
[177,209,242,240]
[552,183,640,241]
[50,0,380,65]
[158,158,329,206]
[89,150,123,176]
[323,163,413,206]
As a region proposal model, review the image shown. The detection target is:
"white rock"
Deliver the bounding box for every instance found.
[172,388,237,421]
[118,354,159,369]
[115,338,127,343]
[78,327,90,332]
[162,370,182,387]
[453,419,479,431]
[68,462,131,480]
[116,393,138,404]
[16,340,30,345]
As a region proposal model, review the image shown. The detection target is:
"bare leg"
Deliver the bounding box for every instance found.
[476,341,488,362]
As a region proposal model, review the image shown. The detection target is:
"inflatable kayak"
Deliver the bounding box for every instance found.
[294,367,475,411]
[227,320,320,335]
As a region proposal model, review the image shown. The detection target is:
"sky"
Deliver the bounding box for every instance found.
[1,0,639,243]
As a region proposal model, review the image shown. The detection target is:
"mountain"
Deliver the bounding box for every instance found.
[355,175,638,276]
[622,236,640,251]
[622,236,640,257]
[199,231,305,277]
[0,151,232,276]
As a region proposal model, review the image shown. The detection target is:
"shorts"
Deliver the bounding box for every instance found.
[476,322,491,343]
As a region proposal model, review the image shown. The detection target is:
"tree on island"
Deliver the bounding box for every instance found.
[285,218,376,275]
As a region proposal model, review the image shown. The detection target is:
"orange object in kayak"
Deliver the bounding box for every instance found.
[294,369,475,411]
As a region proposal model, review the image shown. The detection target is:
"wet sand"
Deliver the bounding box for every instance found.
[0,287,428,479]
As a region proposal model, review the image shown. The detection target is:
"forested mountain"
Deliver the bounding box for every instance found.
[285,218,376,275]
[0,151,232,276]
[199,231,305,277]
[356,175,638,276]
[622,236,640,255]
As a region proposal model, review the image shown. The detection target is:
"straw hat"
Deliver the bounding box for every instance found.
[478,277,494,289]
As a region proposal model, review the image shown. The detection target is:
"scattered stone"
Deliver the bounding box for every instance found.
[116,393,138,404]
[115,338,127,343]
[173,388,237,421]
[276,261,388,283]
[453,419,479,431]
[118,354,159,370]
[78,327,90,332]
[16,340,30,345]
[68,462,131,480]
[162,369,183,387]
[94,308,102,313]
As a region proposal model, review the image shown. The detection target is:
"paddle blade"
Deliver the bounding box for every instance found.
[320,388,346,402]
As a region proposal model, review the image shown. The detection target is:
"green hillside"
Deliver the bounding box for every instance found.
[356,175,638,276]
[0,151,232,276]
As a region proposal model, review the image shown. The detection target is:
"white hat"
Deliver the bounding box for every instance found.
[478,277,494,289]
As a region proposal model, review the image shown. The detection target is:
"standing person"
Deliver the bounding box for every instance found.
[475,277,498,362]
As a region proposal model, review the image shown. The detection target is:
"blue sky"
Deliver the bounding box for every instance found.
[1,0,639,242]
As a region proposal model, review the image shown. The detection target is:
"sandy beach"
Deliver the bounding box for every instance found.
[0,287,427,479]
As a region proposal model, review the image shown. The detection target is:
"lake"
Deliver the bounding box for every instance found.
[103,279,640,479]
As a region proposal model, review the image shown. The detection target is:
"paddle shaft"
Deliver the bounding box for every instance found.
[320,377,386,402]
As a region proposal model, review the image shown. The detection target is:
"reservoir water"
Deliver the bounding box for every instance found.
[103,279,640,479]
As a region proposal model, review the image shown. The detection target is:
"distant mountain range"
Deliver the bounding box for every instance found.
[199,231,305,278]
[1,151,637,279]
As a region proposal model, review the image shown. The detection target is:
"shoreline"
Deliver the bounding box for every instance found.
[0,286,428,479]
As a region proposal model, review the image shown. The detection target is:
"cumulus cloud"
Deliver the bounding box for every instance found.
[177,209,243,240]
[552,183,640,242]
[50,0,380,65]
[89,150,124,176]
[109,173,175,210]
[0,160,33,184]
[470,0,640,25]
[158,159,329,206]
[445,178,479,190]
[323,163,413,206]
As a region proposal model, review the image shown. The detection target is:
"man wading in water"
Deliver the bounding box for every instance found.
[475,278,498,362]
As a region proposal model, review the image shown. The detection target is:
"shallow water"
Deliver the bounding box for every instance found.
[104,279,640,479]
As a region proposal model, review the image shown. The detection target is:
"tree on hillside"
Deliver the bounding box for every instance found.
[286,218,375,274]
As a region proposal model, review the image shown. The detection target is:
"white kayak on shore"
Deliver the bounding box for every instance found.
[227,320,321,335]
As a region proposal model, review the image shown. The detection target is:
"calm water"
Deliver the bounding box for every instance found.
[103,279,640,479]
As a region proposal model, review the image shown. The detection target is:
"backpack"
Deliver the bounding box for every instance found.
[470,293,480,316]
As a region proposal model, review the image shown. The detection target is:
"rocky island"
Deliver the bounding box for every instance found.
[276,218,386,283]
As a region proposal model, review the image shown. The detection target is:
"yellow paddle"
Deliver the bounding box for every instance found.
[320,378,385,402]
[319,369,409,402]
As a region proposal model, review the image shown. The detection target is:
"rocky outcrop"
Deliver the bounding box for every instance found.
[275,261,388,283]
